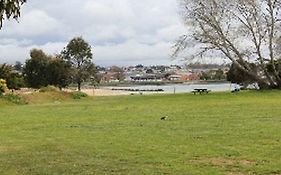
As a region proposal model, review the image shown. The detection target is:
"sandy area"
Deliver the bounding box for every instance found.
[81,88,132,96]
[80,88,165,96]
[13,88,164,97]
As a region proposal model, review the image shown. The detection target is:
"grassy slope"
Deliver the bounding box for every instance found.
[0,91,280,175]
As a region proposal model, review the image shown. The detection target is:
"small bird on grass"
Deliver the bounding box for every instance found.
[160,116,169,120]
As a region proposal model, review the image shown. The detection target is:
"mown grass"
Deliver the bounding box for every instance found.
[0,91,280,175]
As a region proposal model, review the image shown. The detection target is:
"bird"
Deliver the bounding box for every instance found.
[160,116,169,120]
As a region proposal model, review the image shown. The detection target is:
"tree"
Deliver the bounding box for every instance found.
[61,37,95,91]
[24,49,49,88]
[227,62,257,86]
[175,0,281,89]
[0,0,26,29]
[24,49,73,89]
[214,69,225,80]
[0,64,24,90]
[0,64,11,80]
[14,61,23,72]
[46,56,72,90]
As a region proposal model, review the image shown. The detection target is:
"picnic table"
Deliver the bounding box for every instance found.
[192,88,211,95]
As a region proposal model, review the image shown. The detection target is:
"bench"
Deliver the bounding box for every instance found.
[192,89,211,95]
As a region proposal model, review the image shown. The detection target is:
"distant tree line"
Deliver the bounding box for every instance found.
[200,69,226,81]
[0,37,96,92]
[186,63,229,70]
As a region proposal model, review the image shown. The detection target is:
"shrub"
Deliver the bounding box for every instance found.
[0,79,8,95]
[72,91,88,99]
[39,85,59,93]
[3,93,27,105]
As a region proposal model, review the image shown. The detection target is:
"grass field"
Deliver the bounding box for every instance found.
[0,91,280,175]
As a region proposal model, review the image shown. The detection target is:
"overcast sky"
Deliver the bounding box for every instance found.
[0,0,187,66]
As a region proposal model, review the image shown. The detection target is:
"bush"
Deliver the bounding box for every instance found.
[0,79,8,95]
[72,91,88,99]
[39,85,59,93]
[7,74,25,90]
[2,93,27,105]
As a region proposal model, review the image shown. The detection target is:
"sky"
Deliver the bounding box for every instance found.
[0,0,187,66]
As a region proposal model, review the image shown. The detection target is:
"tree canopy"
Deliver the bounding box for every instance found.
[24,49,49,88]
[24,49,72,89]
[175,0,281,89]
[0,0,26,29]
[61,37,96,91]
[0,63,25,90]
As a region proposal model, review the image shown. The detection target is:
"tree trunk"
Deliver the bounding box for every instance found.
[78,82,81,91]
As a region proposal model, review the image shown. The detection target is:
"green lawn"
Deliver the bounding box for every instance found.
[0,91,280,175]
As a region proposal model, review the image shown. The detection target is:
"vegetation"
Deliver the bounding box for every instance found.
[1,93,26,105]
[176,0,281,89]
[71,91,88,99]
[227,61,258,86]
[0,79,8,95]
[186,63,229,70]
[39,85,59,93]
[0,92,280,174]
[201,69,226,81]
[0,0,26,29]
[46,57,72,90]
[0,38,96,92]
[0,64,25,90]
[24,49,50,88]
[61,37,96,91]
[24,49,72,89]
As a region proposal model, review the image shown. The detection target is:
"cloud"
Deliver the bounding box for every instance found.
[1,10,61,38]
[95,39,176,65]
[0,0,186,66]
[0,42,66,63]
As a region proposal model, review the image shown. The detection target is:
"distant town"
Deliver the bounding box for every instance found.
[95,63,230,84]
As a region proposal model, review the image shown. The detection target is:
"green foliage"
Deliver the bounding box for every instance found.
[0,79,8,95]
[24,49,72,89]
[39,85,59,93]
[267,59,281,77]
[0,64,24,90]
[24,49,49,88]
[227,62,258,86]
[46,57,72,89]
[71,91,88,99]
[14,61,23,72]
[61,37,96,91]
[7,73,25,90]
[0,0,26,29]
[2,93,26,104]
[0,64,11,79]
[214,69,225,80]
[200,69,226,81]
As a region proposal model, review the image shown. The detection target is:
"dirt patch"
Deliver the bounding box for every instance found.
[226,172,247,175]
[188,157,255,175]
[188,157,254,167]
[188,157,255,169]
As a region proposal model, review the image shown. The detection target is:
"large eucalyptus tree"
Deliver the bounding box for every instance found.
[175,0,281,88]
[61,37,96,91]
[0,0,26,29]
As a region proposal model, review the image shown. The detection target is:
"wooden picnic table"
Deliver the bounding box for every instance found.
[192,88,211,95]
